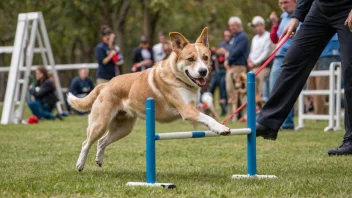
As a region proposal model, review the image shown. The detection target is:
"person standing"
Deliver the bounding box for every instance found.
[95,25,117,84]
[152,31,167,62]
[131,36,154,72]
[225,16,249,120]
[247,16,272,105]
[209,29,232,116]
[256,0,352,156]
[267,0,299,129]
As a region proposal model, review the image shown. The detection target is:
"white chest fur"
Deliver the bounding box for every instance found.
[176,87,199,106]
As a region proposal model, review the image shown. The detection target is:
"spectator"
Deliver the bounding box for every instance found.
[28,66,60,120]
[225,16,249,120]
[111,44,124,76]
[248,16,272,106]
[153,31,167,62]
[307,34,341,114]
[69,68,95,98]
[267,0,299,129]
[218,29,232,52]
[131,36,154,72]
[162,41,172,60]
[209,29,232,116]
[95,25,117,84]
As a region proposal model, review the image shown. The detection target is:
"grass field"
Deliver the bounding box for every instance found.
[0,111,352,197]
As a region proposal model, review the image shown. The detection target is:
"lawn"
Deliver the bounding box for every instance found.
[0,112,351,197]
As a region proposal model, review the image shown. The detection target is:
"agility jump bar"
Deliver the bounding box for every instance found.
[155,128,251,140]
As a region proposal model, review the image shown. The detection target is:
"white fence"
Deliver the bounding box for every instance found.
[0,63,98,72]
[296,62,343,132]
[0,63,98,104]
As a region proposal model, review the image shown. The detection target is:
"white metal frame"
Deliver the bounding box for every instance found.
[296,62,343,132]
[0,12,66,124]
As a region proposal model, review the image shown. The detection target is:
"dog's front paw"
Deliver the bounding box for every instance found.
[210,123,230,135]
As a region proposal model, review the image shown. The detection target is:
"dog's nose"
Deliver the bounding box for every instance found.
[198,68,208,77]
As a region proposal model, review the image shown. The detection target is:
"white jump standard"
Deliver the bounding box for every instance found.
[126,72,276,189]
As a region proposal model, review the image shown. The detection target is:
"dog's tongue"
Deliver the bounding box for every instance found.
[196,78,206,86]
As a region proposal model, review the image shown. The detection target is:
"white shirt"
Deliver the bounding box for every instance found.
[141,49,151,60]
[152,43,165,62]
[249,31,272,66]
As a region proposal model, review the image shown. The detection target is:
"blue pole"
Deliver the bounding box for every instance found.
[247,72,256,176]
[146,98,156,183]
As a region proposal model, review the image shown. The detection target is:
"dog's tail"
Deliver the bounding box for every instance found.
[67,83,106,112]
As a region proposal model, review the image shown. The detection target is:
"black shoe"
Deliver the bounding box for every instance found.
[55,114,63,121]
[328,140,352,156]
[256,122,278,140]
[281,125,295,130]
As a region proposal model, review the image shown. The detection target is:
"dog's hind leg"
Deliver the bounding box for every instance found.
[95,114,137,167]
[76,101,115,172]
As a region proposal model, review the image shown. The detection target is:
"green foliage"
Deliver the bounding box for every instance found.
[0,0,280,78]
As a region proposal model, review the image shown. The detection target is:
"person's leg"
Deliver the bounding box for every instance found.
[269,57,284,93]
[96,78,109,85]
[225,67,236,115]
[41,104,55,120]
[328,6,352,154]
[257,2,336,135]
[262,70,270,102]
[268,56,295,129]
[210,71,220,95]
[306,67,317,113]
[28,101,44,119]
[219,70,227,116]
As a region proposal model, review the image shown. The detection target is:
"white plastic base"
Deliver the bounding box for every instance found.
[126,182,176,189]
[232,174,277,179]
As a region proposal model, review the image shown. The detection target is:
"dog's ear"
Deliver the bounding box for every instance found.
[169,32,190,54]
[196,27,209,48]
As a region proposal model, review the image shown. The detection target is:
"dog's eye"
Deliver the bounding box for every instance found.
[187,57,195,62]
[203,56,208,61]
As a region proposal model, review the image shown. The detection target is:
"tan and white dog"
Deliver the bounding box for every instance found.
[67,27,230,172]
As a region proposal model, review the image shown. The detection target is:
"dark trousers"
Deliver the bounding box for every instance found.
[210,69,227,101]
[257,1,352,140]
[28,101,55,120]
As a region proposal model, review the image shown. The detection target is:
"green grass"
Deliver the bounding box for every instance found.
[0,113,351,197]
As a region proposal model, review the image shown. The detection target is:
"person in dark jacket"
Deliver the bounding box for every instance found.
[95,25,117,84]
[255,0,352,155]
[28,66,59,120]
[69,68,95,98]
[131,36,154,72]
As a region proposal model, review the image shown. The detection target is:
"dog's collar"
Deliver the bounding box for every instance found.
[176,77,195,89]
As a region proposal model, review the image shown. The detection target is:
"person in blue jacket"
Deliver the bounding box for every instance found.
[69,68,95,98]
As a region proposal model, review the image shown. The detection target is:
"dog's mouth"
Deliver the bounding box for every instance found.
[185,70,206,87]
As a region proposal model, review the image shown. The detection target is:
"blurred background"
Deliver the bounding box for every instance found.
[0,0,279,101]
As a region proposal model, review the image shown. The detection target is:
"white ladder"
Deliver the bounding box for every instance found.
[1,12,65,124]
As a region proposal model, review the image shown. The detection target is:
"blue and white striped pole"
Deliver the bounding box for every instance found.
[146,98,156,183]
[247,72,256,176]
[126,98,176,188]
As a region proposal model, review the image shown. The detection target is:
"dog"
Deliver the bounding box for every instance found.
[67,27,230,171]
[198,92,219,120]
[230,71,247,122]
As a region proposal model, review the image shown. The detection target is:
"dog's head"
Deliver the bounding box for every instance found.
[232,72,247,89]
[169,27,211,88]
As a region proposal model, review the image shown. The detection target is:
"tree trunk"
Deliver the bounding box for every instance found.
[141,0,160,44]
[115,0,131,51]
